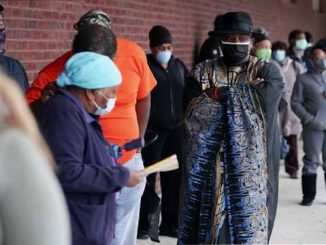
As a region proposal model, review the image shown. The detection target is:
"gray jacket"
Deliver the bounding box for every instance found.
[291,72,326,131]
[271,58,304,136]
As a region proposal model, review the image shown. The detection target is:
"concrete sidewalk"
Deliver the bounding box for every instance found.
[137,144,326,244]
[270,165,326,244]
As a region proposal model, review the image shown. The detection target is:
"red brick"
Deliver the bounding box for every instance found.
[0,0,324,83]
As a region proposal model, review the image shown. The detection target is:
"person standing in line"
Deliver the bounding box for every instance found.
[251,28,272,62]
[38,52,147,244]
[0,4,28,92]
[291,45,326,206]
[288,29,308,72]
[178,12,283,244]
[26,10,157,245]
[138,25,189,240]
[271,41,304,179]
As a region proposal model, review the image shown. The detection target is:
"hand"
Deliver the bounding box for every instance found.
[248,77,264,86]
[126,170,147,187]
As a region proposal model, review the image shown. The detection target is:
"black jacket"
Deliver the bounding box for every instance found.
[0,55,28,92]
[147,54,189,129]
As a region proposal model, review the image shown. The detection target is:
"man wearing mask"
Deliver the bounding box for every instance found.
[178,11,283,244]
[0,4,28,92]
[26,10,157,245]
[138,25,189,240]
[288,29,308,72]
[291,45,326,206]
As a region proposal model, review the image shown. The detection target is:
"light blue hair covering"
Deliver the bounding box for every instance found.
[56,52,122,89]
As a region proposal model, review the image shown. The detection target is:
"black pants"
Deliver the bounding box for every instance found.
[139,124,184,233]
[284,135,299,175]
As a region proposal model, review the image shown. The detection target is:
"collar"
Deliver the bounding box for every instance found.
[57,88,97,124]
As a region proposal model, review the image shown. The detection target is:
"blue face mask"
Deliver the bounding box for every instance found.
[156,50,172,64]
[273,50,286,62]
[93,93,116,115]
[295,39,308,51]
[313,58,326,71]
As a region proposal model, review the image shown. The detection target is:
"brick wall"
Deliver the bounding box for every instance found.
[1,0,325,81]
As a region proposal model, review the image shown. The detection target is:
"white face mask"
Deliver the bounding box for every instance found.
[93,92,116,115]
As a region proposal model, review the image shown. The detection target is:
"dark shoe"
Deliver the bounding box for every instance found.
[290,171,298,179]
[301,197,314,206]
[159,226,178,238]
[137,230,149,240]
[301,174,317,206]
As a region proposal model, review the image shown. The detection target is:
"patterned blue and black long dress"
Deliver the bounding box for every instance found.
[178,56,283,244]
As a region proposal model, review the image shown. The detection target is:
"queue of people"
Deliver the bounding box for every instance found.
[0,3,325,245]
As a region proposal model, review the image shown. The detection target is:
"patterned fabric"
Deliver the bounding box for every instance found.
[222,85,268,244]
[179,57,269,244]
[178,94,224,244]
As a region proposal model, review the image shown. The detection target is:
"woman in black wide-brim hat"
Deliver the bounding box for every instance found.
[179,11,284,244]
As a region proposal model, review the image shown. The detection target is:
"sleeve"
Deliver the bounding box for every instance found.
[183,62,207,110]
[26,51,72,103]
[136,50,157,100]
[14,61,29,93]
[26,72,55,103]
[291,76,314,124]
[255,62,284,115]
[39,104,130,193]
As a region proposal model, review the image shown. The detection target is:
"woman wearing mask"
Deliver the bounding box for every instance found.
[271,41,304,179]
[251,28,272,61]
[38,52,147,245]
[291,45,326,206]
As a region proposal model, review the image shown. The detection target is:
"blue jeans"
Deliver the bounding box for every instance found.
[112,153,146,245]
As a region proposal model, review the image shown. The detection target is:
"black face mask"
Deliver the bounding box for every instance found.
[222,42,250,66]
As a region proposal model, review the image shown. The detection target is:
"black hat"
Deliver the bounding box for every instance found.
[149,25,172,47]
[0,4,4,12]
[208,14,224,37]
[211,11,253,36]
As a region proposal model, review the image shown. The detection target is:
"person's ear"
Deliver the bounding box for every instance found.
[250,38,255,51]
[85,89,96,101]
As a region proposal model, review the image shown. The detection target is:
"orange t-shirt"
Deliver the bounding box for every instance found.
[26,38,157,164]
[26,50,73,103]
